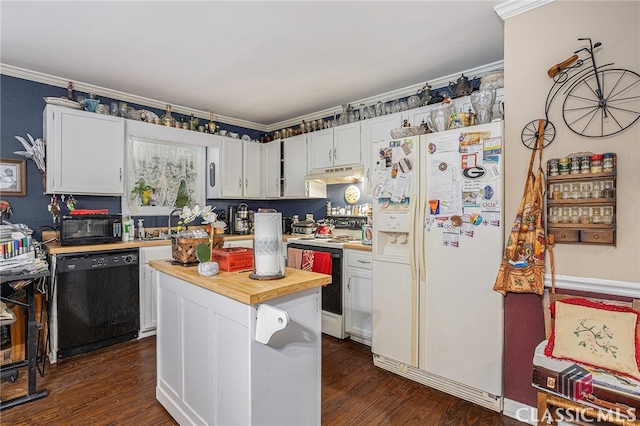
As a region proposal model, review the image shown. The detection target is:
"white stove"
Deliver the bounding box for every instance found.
[286,216,367,339]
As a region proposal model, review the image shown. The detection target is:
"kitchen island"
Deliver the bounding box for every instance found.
[150,260,331,426]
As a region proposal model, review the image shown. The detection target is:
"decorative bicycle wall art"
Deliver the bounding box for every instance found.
[522,37,640,149]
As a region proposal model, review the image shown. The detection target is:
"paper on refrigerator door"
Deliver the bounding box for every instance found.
[427,151,462,216]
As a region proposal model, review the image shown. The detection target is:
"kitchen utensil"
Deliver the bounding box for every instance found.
[448,74,478,98]
[315,223,334,236]
[471,89,496,124]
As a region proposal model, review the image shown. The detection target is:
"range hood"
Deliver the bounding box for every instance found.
[304,165,365,185]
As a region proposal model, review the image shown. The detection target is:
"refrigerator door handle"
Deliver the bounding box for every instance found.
[408,197,417,281]
[419,195,427,281]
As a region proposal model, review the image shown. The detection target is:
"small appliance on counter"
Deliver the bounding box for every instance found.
[60,214,123,246]
[282,217,294,234]
[228,203,251,235]
[291,220,317,235]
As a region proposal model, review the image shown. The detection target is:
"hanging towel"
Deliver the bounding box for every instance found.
[287,247,303,269]
[302,250,314,271]
[311,251,332,276]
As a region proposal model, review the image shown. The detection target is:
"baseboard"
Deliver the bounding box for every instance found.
[503,398,537,425]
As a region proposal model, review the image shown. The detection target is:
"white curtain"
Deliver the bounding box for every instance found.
[128,136,205,214]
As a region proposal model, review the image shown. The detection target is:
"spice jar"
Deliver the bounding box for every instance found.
[570,207,580,224]
[590,207,602,224]
[603,181,614,198]
[560,207,571,224]
[581,154,591,174]
[602,207,613,225]
[591,181,602,199]
[571,183,581,199]
[570,155,581,174]
[590,154,603,173]
[551,185,562,200]
[561,183,571,199]
[549,207,560,224]
[558,157,570,175]
[580,207,591,224]
[581,183,591,199]
[603,153,615,173]
[548,159,559,176]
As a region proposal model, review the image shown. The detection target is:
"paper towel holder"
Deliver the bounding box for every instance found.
[249,271,286,280]
[255,304,289,344]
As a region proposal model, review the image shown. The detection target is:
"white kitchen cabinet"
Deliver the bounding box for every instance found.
[307,123,361,172]
[361,112,402,195]
[344,249,372,346]
[139,245,172,337]
[44,105,124,195]
[262,139,281,198]
[220,138,262,198]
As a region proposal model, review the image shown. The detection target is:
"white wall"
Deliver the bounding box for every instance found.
[503,0,640,283]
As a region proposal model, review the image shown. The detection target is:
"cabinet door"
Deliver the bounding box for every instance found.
[45,105,124,195]
[140,264,158,333]
[308,129,333,171]
[345,267,373,341]
[220,138,243,198]
[263,140,281,198]
[243,141,262,198]
[361,112,402,195]
[283,135,308,197]
[333,122,361,167]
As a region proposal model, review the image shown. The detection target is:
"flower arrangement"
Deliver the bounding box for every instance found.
[176,205,227,232]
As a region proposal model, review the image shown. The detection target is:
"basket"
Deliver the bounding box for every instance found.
[171,236,209,265]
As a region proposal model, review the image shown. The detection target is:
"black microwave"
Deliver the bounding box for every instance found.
[60,215,123,246]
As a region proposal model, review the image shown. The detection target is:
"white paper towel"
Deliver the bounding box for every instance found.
[253,212,284,276]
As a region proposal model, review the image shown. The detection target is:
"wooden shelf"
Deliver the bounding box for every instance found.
[547,197,615,206]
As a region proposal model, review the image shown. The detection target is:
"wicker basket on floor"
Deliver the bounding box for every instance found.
[171,236,210,265]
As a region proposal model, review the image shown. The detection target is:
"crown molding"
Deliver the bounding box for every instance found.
[267,60,505,132]
[0,63,268,132]
[2,60,504,134]
[494,0,555,21]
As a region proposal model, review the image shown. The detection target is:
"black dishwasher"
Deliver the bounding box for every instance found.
[56,250,139,359]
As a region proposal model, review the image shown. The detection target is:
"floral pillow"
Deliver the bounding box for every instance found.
[544,297,640,380]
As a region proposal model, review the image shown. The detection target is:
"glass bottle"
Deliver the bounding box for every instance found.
[561,183,571,199]
[571,183,581,199]
[579,207,591,224]
[570,207,580,224]
[603,181,613,198]
[162,104,175,127]
[590,207,602,224]
[581,183,591,199]
[560,207,571,224]
[602,207,613,225]
[189,114,199,131]
[591,181,602,199]
[549,207,560,224]
[551,185,561,200]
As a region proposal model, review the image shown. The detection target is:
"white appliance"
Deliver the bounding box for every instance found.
[371,121,505,411]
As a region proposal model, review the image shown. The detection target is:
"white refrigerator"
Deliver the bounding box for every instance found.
[371,121,505,411]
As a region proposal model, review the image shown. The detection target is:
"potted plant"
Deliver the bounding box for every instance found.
[131,178,154,206]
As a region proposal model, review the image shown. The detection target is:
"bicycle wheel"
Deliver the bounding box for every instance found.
[521,119,555,149]
[562,68,640,137]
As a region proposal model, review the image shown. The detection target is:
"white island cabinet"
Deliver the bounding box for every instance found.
[151,262,330,426]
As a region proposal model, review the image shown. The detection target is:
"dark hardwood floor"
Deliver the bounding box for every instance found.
[1,336,526,425]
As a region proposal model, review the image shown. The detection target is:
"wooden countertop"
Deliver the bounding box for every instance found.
[150,260,331,305]
[342,242,372,252]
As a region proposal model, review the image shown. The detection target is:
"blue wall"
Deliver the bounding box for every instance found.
[0,75,370,237]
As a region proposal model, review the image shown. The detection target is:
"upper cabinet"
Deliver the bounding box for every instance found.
[263,139,282,198]
[220,138,262,198]
[361,112,403,195]
[308,122,361,172]
[44,105,125,195]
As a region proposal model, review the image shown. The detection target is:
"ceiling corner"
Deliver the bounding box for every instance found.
[494,0,555,21]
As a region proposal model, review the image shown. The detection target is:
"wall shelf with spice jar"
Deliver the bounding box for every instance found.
[546,152,616,246]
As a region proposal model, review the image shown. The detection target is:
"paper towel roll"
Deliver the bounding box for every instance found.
[253,212,284,276]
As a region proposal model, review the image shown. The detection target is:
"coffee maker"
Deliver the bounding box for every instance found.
[228,204,250,234]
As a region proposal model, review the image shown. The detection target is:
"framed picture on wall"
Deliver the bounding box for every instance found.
[0,158,27,196]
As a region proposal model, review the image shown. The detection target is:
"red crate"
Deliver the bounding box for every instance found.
[210,247,254,272]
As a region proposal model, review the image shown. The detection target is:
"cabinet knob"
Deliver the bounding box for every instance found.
[594,234,600,240]
[561,233,567,238]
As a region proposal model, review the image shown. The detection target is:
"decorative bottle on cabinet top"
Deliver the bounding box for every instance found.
[162,104,176,127]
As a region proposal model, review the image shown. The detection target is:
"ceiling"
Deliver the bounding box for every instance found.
[0,1,505,129]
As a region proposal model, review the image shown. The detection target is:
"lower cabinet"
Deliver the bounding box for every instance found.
[344,249,373,346]
[139,245,172,337]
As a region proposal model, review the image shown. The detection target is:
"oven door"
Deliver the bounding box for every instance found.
[287,243,342,316]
